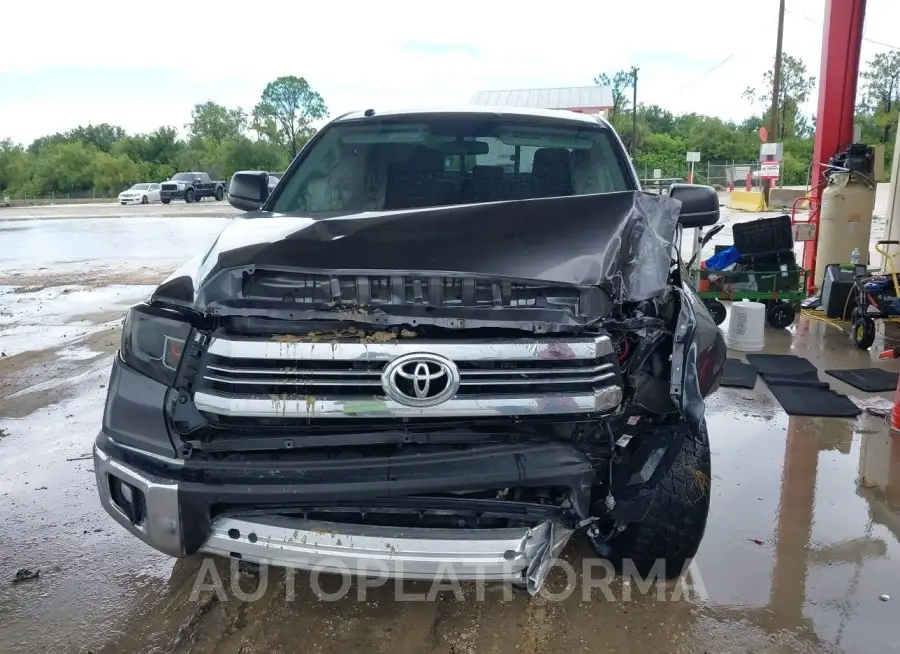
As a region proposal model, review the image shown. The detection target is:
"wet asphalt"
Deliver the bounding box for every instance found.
[1,201,899,653]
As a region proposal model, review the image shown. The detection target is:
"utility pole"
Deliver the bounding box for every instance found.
[631,66,639,158]
[764,0,786,204]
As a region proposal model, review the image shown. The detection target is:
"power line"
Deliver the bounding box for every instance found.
[785,6,900,51]
[674,53,737,92]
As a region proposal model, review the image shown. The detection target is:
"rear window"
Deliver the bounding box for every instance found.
[271,117,633,215]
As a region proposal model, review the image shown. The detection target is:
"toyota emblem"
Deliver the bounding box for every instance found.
[381,353,460,407]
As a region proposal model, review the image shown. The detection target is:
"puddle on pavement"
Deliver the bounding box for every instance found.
[0,326,119,417]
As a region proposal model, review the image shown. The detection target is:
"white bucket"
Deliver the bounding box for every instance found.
[725,300,766,352]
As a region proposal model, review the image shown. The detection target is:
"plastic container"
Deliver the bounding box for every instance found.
[725,300,766,352]
[732,215,794,257]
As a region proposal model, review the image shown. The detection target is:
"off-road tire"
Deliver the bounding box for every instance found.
[184,189,195,204]
[215,186,224,201]
[600,421,711,579]
[161,199,171,204]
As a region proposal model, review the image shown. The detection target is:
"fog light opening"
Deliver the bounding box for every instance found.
[107,475,146,525]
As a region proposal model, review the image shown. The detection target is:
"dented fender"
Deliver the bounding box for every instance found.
[670,281,727,433]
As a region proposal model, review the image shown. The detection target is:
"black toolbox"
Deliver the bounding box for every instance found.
[733,215,794,257]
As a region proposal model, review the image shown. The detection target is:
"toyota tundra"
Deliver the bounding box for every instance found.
[94,106,726,593]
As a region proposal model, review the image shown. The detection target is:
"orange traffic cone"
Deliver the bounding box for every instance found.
[890,376,900,432]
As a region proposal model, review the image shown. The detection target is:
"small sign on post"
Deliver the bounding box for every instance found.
[652,168,661,179]
[759,142,783,161]
[760,162,781,179]
[685,151,700,184]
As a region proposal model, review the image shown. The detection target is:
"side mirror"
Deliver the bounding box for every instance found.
[228,171,270,212]
[668,183,720,228]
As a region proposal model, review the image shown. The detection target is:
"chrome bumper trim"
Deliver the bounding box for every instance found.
[201,516,563,585]
[206,335,614,361]
[194,386,623,418]
[93,446,184,556]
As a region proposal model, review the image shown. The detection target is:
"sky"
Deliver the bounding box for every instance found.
[2,0,900,146]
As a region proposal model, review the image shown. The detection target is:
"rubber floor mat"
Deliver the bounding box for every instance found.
[761,370,822,386]
[825,368,900,393]
[745,353,818,378]
[765,384,861,418]
[721,358,758,389]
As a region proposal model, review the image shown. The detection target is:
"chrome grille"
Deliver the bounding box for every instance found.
[201,357,616,394]
[193,335,623,419]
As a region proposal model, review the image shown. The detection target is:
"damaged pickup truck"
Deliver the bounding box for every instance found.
[94,106,726,593]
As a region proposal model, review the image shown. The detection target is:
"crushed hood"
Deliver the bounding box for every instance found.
[152,191,681,310]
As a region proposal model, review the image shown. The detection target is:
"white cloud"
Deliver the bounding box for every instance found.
[2,0,899,144]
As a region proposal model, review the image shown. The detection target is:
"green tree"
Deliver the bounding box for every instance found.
[69,124,127,152]
[640,105,676,134]
[742,53,816,140]
[253,76,328,157]
[29,141,98,194]
[860,50,900,143]
[188,102,248,143]
[92,151,149,195]
[0,139,29,194]
[594,70,633,117]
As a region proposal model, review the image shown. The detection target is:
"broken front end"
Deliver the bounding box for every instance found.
[94,191,725,593]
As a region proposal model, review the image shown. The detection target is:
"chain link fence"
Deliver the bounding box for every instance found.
[637,162,769,192]
[707,162,763,190]
[2,189,119,207]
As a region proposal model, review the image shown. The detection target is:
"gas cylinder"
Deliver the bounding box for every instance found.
[814,172,876,287]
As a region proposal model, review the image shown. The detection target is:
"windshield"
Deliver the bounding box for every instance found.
[271,117,633,215]
[171,173,197,181]
[129,184,150,190]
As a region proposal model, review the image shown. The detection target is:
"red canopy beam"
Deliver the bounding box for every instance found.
[805,0,867,290]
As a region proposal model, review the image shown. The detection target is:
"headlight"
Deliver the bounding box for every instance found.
[120,305,192,385]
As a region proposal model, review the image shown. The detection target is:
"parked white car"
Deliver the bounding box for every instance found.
[118,183,161,205]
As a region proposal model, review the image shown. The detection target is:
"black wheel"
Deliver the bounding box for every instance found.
[184,189,195,204]
[766,302,795,328]
[215,187,224,201]
[161,199,171,204]
[704,300,727,326]
[851,311,876,350]
[141,195,149,204]
[590,421,711,579]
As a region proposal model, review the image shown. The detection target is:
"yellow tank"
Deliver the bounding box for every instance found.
[814,172,876,287]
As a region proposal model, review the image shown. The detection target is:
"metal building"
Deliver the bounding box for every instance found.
[469,86,614,117]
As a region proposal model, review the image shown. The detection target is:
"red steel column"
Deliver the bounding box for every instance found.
[805,0,867,290]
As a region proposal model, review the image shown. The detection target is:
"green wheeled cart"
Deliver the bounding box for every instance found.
[692,266,809,329]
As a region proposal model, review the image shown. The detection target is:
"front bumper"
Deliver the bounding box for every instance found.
[159,190,183,200]
[204,515,568,585]
[93,435,589,589]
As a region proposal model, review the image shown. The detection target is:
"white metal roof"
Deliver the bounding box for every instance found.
[335,105,607,126]
[469,86,614,111]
